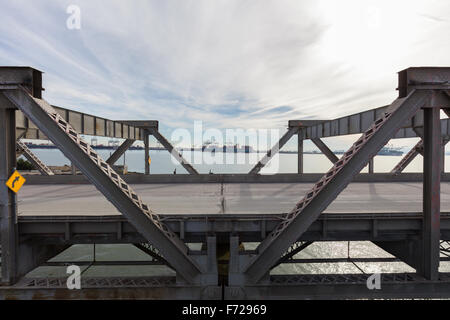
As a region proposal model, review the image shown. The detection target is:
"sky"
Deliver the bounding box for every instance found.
[1,0,449,151]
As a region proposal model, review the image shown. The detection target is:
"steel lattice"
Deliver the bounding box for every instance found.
[267,112,392,240]
[22,277,176,288]
[30,96,182,247]
[16,140,54,176]
[391,140,423,174]
[270,273,416,285]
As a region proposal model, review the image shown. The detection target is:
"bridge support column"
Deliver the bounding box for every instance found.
[298,134,303,174]
[442,141,446,173]
[368,158,374,173]
[421,106,441,280]
[144,130,150,175]
[0,107,18,285]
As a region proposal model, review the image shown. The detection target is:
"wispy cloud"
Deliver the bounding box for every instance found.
[0,0,449,150]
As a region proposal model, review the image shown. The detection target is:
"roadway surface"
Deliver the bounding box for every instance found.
[17,182,450,216]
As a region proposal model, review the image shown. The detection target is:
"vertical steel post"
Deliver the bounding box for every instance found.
[0,108,18,285]
[422,106,441,280]
[144,130,150,175]
[368,158,374,173]
[442,141,446,173]
[298,133,303,174]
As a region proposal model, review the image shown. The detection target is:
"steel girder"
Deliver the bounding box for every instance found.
[422,106,441,280]
[391,140,424,174]
[225,273,450,300]
[311,138,339,164]
[16,107,143,140]
[297,132,303,174]
[0,107,18,284]
[16,140,54,176]
[391,138,449,174]
[19,211,450,244]
[2,88,205,284]
[270,241,313,270]
[106,138,135,165]
[133,243,173,270]
[249,127,299,175]
[240,90,431,284]
[148,128,199,175]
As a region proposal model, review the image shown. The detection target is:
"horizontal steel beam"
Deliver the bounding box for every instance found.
[0,277,221,300]
[225,273,450,300]
[18,212,450,244]
[16,107,144,140]
[119,120,158,130]
[19,172,450,184]
[296,111,450,140]
[3,274,450,300]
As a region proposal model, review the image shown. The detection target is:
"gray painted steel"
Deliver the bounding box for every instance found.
[16,106,143,140]
[297,132,303,174]
[249,127,299,174]
[243,90,431,284]
[106,139,135,165]
[422,106,441,280]
[19,172,450,184]
[311,138,339,164]
[0,107,18,285]
[2,89,204,284]
[20,212,450,244]
[149,128,199,175]
[391,140,423,174]
[3,66,450,299]
[16,140,54,175]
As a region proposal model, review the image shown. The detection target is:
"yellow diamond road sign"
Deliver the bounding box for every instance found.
[6,171,26,193]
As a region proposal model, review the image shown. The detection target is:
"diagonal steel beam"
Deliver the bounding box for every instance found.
[311,138,339,164]
[133,243,173,270]
[249,127,299,175]
[391,140,423,174]
[106,139,135,165]
[148,128,199,175]
[270,241,313,270]
[16,140,54,176]
[391,137,449,175]
[243,90,431,284]
[2,88,202,283]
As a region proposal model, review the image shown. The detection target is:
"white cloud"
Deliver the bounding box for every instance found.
[0,0,449,149]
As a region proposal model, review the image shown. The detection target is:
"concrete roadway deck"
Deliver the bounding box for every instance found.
[16,182,450,216]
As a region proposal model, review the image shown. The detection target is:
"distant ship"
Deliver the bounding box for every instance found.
[25,142,145,151]
[335,146,403,156]
[201,141,253,153]
[377,147,403,156]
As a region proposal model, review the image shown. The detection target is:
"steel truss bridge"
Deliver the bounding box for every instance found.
[1,66,450,299]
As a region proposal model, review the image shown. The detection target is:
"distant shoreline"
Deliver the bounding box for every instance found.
[24,145,406,156]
